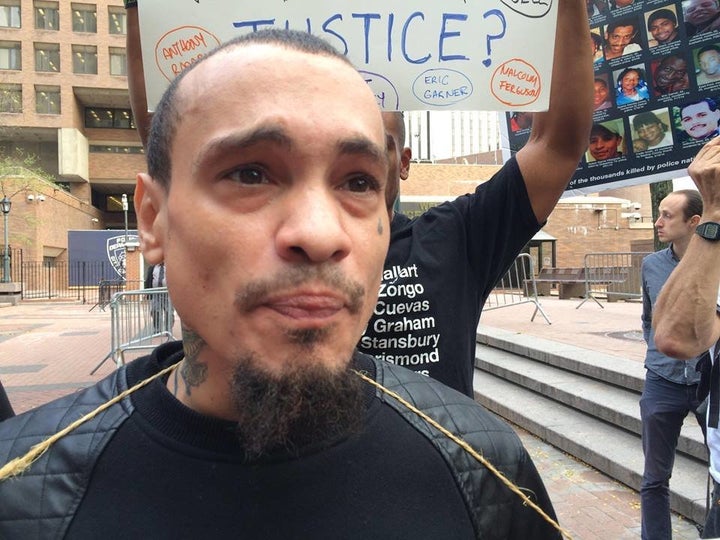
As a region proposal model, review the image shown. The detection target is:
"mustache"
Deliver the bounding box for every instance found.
[235,265,366,314]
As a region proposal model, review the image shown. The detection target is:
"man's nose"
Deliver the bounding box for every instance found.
[275,186,352,264]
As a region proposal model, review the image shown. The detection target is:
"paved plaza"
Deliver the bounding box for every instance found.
[0,296,703,539]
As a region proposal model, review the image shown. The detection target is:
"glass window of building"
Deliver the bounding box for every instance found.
[108,7,126,35]
[35,85,60,114]
[34,42,60,72]
[0,2,21,28]
[71,3,96,33]
[34,1,59,30]
[85,107,134,129]
[0,84,22,113]
[0,41,20,70]
[109,47,126,76]
[72,44,97,74]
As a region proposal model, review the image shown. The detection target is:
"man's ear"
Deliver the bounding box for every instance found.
[135,172,166,264]
[400,147,412,181]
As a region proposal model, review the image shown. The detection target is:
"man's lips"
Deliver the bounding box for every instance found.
[263,293,346,320]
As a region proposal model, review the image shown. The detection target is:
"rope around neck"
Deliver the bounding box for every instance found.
[0,361,571,539]
[0,361,180,480]
[352,369,573,540]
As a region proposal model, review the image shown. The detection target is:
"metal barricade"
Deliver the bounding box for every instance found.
[485,253,551,324]
[91,287,176,374]
[577,252,651,308]
[89,279,126,312]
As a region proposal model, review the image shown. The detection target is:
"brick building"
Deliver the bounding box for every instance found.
[0,0,140,261]
[0,1,658,269]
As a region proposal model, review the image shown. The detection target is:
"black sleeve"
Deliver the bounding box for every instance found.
[0,379,15,422]
[508,451,564,539]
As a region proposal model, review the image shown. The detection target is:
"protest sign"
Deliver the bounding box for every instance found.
[502,0,720,195]
[137,0,558,112]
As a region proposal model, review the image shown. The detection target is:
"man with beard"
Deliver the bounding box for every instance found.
[124,0,593,399]
[0,28,564,540]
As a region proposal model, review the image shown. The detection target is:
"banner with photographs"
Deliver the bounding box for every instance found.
[502,0,720,195]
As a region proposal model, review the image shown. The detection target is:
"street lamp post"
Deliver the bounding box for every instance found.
[1,197,11,283]
[121,193,128,245]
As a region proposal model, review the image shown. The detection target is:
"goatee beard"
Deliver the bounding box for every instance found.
[230,354,366,460]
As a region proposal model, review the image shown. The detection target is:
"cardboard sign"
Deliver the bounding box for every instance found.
[138,0,558,112]
[502,0,720,194]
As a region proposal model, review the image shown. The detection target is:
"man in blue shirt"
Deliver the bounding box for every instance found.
[640,189,705,540]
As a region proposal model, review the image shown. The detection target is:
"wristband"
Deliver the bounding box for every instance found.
[124,0,138,8]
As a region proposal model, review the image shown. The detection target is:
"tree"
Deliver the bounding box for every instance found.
[650,180,673,251]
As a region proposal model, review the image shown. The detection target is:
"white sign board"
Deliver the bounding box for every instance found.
[138,0,558,113]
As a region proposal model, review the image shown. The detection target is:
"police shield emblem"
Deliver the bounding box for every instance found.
[106,235,138,278]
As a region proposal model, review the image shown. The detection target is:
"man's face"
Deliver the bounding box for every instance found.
[636,121,665,146]
[681,101,720,139]
[381,113,411,211]
[700,49,720,75]
[649,17,678,43]
[654,56,689,93]
[606,25,637,55]
[589,131,621,160]
[655,193,693,244]
[685,0,720,25]
[594,81,610,107]
[143,44,389,377]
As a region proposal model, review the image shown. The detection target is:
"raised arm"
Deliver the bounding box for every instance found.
[516,0,594,223]
[654,136,720,359]
[126,3,151,148]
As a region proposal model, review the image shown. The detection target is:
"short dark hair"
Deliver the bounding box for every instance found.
[673,189,703,219]
[632,111,668,132]
[606,18,638,35]
[647,8,677,29]
[146,29,351,189]
[698,44,720,58]
[681,97,719,115]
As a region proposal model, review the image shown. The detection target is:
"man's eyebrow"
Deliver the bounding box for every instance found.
[192,126,293,174]
[337,136,388,167]
[192,127,387,173]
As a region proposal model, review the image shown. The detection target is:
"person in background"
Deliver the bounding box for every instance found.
[616,67,650,105]
[640,189,706,540]
[604,18,642,60]
[652,53,690,95]
[632,111,674,149]
[652,136,720,539]
[696,45,720,85]
[588,123,624,161]
[647,8,680,47]
[594,77,614,110]
[125,0,594,398]
[684,0,720,37]
[679,98,720,142]
[0,382,12,422]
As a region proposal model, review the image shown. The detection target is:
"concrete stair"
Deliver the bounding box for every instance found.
[474,325,709,525]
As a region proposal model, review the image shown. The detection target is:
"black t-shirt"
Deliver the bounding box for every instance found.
[358,157,540,397]
[67,345,478,539]
[2,342,559,539]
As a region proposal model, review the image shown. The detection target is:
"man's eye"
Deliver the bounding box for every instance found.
[226,167,266,185]
[345,175,380,193]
